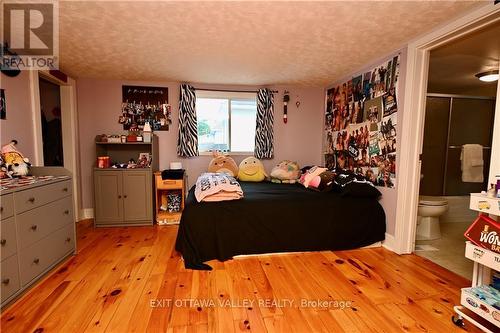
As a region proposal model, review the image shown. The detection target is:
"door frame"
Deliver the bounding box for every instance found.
[394,3,500,254]
[29,70,82,222]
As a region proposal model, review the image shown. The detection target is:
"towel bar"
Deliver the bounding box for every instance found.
[449,145,491,149]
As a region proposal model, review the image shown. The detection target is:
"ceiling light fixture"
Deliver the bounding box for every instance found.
[475,70,499,82]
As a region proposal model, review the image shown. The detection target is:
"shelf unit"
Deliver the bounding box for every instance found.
[93,136,158,227]
[154,172,186,225]
[452,194,500,332]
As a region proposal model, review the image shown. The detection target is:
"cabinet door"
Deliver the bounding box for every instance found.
[94,171,123,224]
[122,171,152,222]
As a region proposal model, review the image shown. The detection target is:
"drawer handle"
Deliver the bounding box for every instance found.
[123,195,128,199]
[0,207,3,213]
[64,210,70,215]
[118,195,122,199]
[63,187,69,192]
[33,258,40,264]
[28,197,35,203]
[66,237,71,242]
[31,225,38,231]
[163,180,176,185]
[0,239,6,246]
[2,278,9,285]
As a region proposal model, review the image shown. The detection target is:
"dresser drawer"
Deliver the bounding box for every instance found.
[19,223,75,286]
[1,254,21,303]
[156,178,183,190]
[14,180,72,213]
[0,194,14,220]
[1,217,17,260]
[17,196,73,249]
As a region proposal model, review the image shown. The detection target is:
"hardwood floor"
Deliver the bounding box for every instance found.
[0,220,489,332]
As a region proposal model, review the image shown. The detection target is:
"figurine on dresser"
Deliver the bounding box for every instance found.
[1,140,31,178]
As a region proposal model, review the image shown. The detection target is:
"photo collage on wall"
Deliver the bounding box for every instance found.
[119,85,172,131]
[324,55,400,188]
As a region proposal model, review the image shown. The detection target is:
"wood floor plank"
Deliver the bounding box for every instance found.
[1,224,484,333]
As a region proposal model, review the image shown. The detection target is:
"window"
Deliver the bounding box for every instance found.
[196,90,257,153]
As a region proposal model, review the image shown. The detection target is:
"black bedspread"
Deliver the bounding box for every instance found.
[175,181,386,270]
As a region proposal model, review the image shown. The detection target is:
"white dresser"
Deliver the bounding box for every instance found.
[0,167,76,308]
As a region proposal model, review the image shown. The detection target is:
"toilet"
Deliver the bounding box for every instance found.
[416,196,449,241]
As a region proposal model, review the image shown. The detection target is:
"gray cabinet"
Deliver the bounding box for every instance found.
[123,171,152,222]
[94,171,123,223]
[1,167,75,308]
[94,170,152,226]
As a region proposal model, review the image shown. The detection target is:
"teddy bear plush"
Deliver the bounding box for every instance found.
[270,160,301,184]
[1,140,31,178]
[207,151,239,177]
[237,156,267,182]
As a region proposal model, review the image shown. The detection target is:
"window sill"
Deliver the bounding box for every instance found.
[199,151,254,156]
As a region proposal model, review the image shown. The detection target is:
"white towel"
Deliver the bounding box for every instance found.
[460,144,484,183]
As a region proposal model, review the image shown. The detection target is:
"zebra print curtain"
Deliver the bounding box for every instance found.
[177,84,199,157]
[254,88,275,159]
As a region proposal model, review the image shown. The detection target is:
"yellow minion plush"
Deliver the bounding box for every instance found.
[237,156,267,182]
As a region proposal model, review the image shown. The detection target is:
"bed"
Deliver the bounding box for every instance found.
[175,181,386,270]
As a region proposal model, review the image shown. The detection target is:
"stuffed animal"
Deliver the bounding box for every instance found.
[270,160,301,184]
[299,166,336,192]
[0,154,7,179]
[237,156,267,182]
[208,151,239,177]
[1,140,31,178]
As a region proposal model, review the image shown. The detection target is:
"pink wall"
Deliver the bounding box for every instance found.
[0,71,36,160]
[76,79,324,209]
[323,47,408,236]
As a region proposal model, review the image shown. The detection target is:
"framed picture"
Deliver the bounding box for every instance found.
[120,85,171,131]
[137,153,151,168]
[0,89,6,120]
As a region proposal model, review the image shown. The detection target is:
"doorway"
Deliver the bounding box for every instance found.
[413,23,499,279]
[39,77,64,166]
[30,71,81,221]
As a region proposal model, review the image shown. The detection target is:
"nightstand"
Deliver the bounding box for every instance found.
[154,172,186,225]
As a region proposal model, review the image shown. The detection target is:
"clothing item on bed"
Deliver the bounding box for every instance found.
[194,173,243,202]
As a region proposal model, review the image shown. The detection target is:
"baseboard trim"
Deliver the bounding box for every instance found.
[382,233,396,252]
[78,208,94,222]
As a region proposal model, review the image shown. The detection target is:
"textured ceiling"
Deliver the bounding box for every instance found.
[59,1,483,86]
[428,21,500,97]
